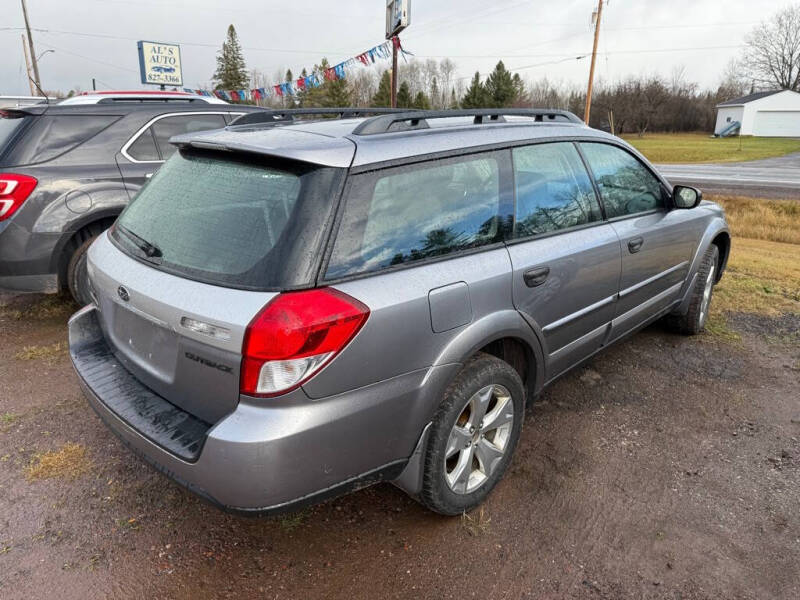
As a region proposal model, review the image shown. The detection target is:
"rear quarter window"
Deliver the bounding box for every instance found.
[326,151,511,279]
[0,111,32,161]
[3,114,118,165]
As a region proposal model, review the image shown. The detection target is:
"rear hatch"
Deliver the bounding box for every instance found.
[90,148,344,423]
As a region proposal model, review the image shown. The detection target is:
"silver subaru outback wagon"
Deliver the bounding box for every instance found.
[68,108,730,516]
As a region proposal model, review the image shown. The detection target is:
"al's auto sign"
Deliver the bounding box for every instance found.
[137,41,183,86]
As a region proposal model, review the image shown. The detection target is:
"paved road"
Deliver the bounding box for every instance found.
[657,152,800,198]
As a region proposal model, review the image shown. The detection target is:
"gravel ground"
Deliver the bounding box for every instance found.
[1,291,798,599]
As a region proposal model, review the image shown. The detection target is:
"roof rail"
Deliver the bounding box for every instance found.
[351,108,584,135]
[231,107,417,127]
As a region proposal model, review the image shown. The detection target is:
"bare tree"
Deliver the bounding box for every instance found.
[743,6,800,90]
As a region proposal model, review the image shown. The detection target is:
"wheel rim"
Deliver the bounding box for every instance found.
[444,384,514,495]
[699,264,715,326]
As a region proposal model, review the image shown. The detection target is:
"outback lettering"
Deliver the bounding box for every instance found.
[184,352,233,374]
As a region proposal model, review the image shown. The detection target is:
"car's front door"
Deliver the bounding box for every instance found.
[579,142,697,342]
[506,141,621,382]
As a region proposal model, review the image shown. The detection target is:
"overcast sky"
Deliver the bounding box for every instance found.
[0,0,790,96]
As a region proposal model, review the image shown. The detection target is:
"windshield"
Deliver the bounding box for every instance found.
[113,149,341,290]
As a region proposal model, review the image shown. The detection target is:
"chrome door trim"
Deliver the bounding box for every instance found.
[120,111,244,164]
[618,260,689,299]
[541,293,617,333]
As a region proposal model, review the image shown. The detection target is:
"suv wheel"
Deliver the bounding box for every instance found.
[420,354,524,515]
[67,236,96,306]
[667,244,719,335]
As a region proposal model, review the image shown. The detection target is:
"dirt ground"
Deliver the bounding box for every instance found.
[1,291,798,600]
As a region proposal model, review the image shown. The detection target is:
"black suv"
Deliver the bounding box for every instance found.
[0,93,263,303]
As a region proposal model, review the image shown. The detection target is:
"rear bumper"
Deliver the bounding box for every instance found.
[0,222,61,293]
[69,304,454,514]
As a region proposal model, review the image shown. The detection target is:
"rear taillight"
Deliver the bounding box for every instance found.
[0,174,37,222]
[240,288,370,397]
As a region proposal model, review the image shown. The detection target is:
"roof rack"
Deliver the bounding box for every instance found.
[351,108,583,135]
[231,107,417,127]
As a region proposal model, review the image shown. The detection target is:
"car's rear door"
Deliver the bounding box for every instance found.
[505,141,621,382]
[116,112,231,199]
[579,142,698,342]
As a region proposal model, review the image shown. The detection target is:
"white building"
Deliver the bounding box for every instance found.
[715,89,800,137]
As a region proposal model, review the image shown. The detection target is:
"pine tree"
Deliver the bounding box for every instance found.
[461,72,486,108]
[413,91,431,109]
[285,69,293,83]
[371,71,392,107]
[484,61,517,108]
[212,25,248,90]
[323,78,352,107]
[449,89,459,109]
[296,68,309,107]
[397,81,412,108]
[430,77,440,108]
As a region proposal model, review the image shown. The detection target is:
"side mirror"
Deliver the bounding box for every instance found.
[672,185,702,209]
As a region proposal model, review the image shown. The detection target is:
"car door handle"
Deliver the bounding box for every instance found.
[628,237,644,253]
[145,173,154,179]
[523,266,550,288]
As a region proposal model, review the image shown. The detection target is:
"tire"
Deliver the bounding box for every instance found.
[420,353,525,515]
[667,244,719,335]
[67,236,96,306]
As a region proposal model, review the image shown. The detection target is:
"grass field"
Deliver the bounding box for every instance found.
[623,133,800,164]
[707,195,800,320]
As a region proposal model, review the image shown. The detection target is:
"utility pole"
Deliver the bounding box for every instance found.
[391,37,398,108]
[21,0,42,95]
[21,34,36,96]
[584,0,604,124]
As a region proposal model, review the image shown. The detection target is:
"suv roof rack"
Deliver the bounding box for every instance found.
[351,108,583,136]
[231,107,417,127]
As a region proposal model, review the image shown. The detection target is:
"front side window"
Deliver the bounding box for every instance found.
[512,142,602,237]
[326,153,507,279]
[580,142,664,218]
[150,114,227,160]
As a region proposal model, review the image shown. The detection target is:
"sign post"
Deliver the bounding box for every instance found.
[385,1,410,108]
[137,41,183,89]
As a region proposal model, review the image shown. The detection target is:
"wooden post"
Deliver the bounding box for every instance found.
[391,37,398,108]
[21,0,42,94]
[584,0,604,124]
[21,34,36,96]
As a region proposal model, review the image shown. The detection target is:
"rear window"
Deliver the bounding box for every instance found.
[0,111,32,161]
[326,151,510,279]
[3,114,118,165]
[113,150,342,290]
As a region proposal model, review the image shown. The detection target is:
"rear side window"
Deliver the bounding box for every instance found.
[326,152,508,279]
[114,150,341,289]
[151,114,227,160]
[580,143,664,218]
[126,129,159,161]
[4,115,117,165]
[512,142,602,237]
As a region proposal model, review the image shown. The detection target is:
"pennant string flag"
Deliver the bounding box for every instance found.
[196,37,404,103]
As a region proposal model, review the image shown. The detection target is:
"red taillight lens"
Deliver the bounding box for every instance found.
[0,174,37,222]
[240,288,370,397]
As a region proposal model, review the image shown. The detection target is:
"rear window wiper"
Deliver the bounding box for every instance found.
[117,224,163,260]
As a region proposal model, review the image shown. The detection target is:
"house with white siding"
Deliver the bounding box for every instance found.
[714,89,800,137]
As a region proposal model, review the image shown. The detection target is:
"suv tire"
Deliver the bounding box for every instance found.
[67,236,96,306]
[667,244,719,335]
[420,353,524,515]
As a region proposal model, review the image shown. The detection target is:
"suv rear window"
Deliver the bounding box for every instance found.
[326,151,510,279]
[113,150,342,289]
[0,111,33,162]
[2,114,118,165]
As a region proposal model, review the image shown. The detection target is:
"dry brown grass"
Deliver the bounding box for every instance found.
[14,342,66,361]
[711,195,800,245]
[26,443,92,481]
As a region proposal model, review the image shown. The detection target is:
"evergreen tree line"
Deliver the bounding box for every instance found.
[212,24,751,133]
